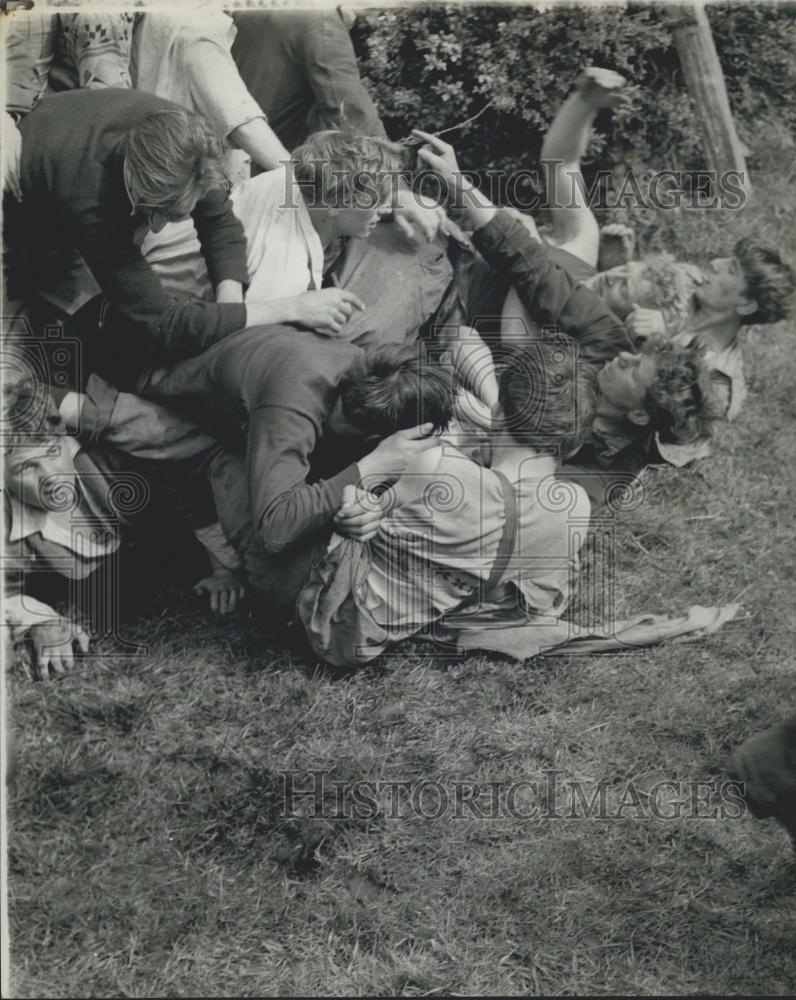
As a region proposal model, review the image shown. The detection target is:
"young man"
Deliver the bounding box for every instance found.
[297,340,594,666]
[143,129,454,347]
[141,334,454,564]
[572,336,716,476]
[619,238,794,424]
[411,129,716,492]
[3,374,244,680]
[5,89,336,388]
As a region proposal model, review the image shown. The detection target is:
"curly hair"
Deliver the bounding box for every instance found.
[498,339,598,457]
[734,236,794,325]
[293,130,400,210]
[640,336,721,444]
[122,107,229,220]
[339,343,454,439]
[2,375,65,453]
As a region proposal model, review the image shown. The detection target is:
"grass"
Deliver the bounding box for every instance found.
[5,130,796,998]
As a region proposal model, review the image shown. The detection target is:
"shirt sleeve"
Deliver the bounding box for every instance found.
[248,404,360,555]
[186,36,266,137]
[190,186,249,291]
[472,210,634,364]
[76,206,247,364]
[301,13,386,138]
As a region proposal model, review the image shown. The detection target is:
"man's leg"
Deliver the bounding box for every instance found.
[542,67,627,270]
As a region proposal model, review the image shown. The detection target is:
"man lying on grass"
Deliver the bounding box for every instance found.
[3,375,244,680]
[526,67,793,449]
[415,130,717,488]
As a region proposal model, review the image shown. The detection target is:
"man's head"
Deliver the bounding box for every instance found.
[333,343,454,439]
[694,237,794,326]
[122,107,229,233]
[293,130,400,238]
[598,337,716,443]
[584,257,694,328]
[498,340,598,457]
[3,377,76,510]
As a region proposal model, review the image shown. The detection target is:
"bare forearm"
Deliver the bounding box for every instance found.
[244,297,299,328]
[541,91,595,166]
[229,118,290,172]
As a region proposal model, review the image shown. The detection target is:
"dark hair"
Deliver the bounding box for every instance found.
[734,236,794,325]
[339,343,454,438]
[640,336,720,444]
[122,107,229,219]
[498,339,597,456]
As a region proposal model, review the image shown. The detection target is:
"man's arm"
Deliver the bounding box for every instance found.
[301,13,386,137]
[77,213,247,363]
[249,405,360,555]
[472,211,633,362]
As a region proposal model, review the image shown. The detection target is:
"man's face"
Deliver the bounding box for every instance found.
[5,441,77,511]
[585,262,657,319]
[332,204,382,240]
[597,351,658,414]
[124,162,196,233]
[693,256,750,312]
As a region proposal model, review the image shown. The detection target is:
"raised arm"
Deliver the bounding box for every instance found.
[541,67,626,267]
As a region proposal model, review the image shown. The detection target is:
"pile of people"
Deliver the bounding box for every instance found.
[3,9,794,679]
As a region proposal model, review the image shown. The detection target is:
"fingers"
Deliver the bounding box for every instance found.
[411,128,450,153]
[338,289,366,312]
[393,211,418,242]
[218,589,230,615]
[75,624,90,654]
[399,422,436,440]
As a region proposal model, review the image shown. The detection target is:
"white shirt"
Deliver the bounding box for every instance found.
[143,163,324,305]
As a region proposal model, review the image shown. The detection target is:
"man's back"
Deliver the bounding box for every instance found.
[17,88,170,213]
[231,9,384,152]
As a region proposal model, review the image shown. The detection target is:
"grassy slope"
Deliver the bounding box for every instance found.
[6,140,796,999]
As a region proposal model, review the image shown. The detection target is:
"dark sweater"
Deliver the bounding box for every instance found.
[11,89,248,369]
[142,327,363,555]
[472,210,633,364]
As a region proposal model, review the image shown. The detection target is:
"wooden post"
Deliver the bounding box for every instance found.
[669,1,751,197]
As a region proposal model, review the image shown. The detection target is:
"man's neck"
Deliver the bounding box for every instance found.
[307,207,339,250]
[595,392,630,422]
[688,304,742,350]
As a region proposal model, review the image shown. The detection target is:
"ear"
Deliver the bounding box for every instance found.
[627,408,650,427]
[736,297,757,319]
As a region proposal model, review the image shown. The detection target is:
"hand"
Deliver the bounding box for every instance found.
[575,67,628,110]
[292,288,365,337]
[3,113,23,202]
[389,184,471,246]
[412,129,462,187]
[358,423,441,483]
[626,303,667,341]
[29,618,89,680]
[334,484,388,542]
[194,568,246,615]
